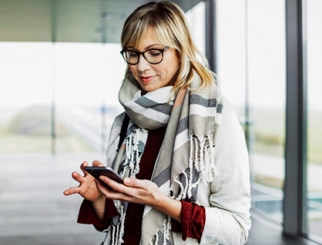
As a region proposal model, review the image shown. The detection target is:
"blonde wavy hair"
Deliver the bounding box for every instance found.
[120,1,215,92]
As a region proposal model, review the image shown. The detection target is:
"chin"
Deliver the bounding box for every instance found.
[138,83,156,92]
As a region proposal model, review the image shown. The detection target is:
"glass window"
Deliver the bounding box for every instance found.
[0,42,125,155]
[306,0,322,240]
[54,43,124,154]
[217,0,286,222]
[216,0,246,117]
[247,0,286,222]
[0,41,124,243]
[185,1,206,55]
[0,43,52,154]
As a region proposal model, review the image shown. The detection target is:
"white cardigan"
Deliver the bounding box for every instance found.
[105,98,251,245]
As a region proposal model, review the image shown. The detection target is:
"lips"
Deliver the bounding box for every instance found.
[140,76,155,83]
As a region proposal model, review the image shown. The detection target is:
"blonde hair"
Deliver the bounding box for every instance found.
[121,1,215,92]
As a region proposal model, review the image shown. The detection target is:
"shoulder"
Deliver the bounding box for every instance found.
[108,112,126,141]
[105,112,126,166]
[215,96,248,157]
[220,98,241,126]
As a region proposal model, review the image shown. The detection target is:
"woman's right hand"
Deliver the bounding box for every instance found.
[63,160,104,202]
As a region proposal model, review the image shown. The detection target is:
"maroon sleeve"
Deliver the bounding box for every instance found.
[77,198,119,231]
[172,200,206,241]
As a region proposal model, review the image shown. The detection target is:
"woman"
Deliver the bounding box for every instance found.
[64,1,251,244]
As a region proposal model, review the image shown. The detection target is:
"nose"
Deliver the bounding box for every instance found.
[136,54,150,71]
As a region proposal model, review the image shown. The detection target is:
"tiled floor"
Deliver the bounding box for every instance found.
[246,212,319,245]
[0,153,320,245]
[0,153,105,245]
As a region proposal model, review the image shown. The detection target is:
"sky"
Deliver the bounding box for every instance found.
[0,0,321,111]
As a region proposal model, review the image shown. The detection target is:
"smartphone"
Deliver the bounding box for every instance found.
[84,166,124,184]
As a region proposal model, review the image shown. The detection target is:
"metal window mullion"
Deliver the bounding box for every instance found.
[205,0,217,73]
[284,0,307,236]
[50,0,56,155]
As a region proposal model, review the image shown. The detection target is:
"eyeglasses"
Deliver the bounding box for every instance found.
[120,47,169,65]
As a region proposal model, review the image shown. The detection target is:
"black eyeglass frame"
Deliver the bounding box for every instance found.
[120,46,169,65]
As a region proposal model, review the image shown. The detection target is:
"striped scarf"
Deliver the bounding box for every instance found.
[110,72,223,245]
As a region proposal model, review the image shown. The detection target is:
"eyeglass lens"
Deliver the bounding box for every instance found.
[123,49,163,65]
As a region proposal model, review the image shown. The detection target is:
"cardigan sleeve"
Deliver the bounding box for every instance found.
[77,198,118,231]
[172,200,206,241]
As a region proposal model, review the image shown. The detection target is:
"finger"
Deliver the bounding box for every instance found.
[80,161,90,177]
[99,176,139,198]
[63,186,81,196]
[95,179,116,197]
[80,161,89,175]
[99,176,125,193]
[95,179,107,191]
[92,160,104,167]
[123,177,145,188]
[98,177,142,203]
[71,171,84,183]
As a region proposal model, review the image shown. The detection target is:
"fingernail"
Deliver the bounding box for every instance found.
[124,178,131,184]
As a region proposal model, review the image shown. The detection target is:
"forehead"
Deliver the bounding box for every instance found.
[127,26,167,50]
[135,27,160,49]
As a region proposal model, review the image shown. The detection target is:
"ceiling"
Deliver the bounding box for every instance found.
[0,0,203,43]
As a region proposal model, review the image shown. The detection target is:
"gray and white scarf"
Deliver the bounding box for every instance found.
[109,72,223,245]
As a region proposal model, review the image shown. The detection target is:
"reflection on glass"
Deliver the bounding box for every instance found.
[307,0,322,240]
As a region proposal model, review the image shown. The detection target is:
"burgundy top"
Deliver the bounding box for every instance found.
[77,127,205,243]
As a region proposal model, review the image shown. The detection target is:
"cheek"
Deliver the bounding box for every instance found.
[169,62,180,76]
[129,67,138,76]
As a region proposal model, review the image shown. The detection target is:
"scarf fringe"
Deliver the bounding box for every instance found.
[124,129,143,177]
[149,216,172,245]
[192,134,218,182]
[111,205,126,245]
[173,135,218,201]
[110,129,147,245]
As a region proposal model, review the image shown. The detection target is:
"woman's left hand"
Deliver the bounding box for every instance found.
[96,176,182,222]
[97,176,160,206]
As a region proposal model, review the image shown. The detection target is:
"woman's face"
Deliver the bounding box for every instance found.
[128,27,180,92]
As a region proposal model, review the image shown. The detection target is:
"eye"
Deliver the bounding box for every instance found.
[127,50,138,58]
[146,50,161,57]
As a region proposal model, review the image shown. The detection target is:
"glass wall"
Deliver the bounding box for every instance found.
[306,0,322,240]
[216,0,286,222]
[0,42,125,242]
[0,42,124,156]
[54,43,124,154]
[216,0,246,117]
[0,43,53,154]
[185,1,206,55]
[247,0,286,222]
